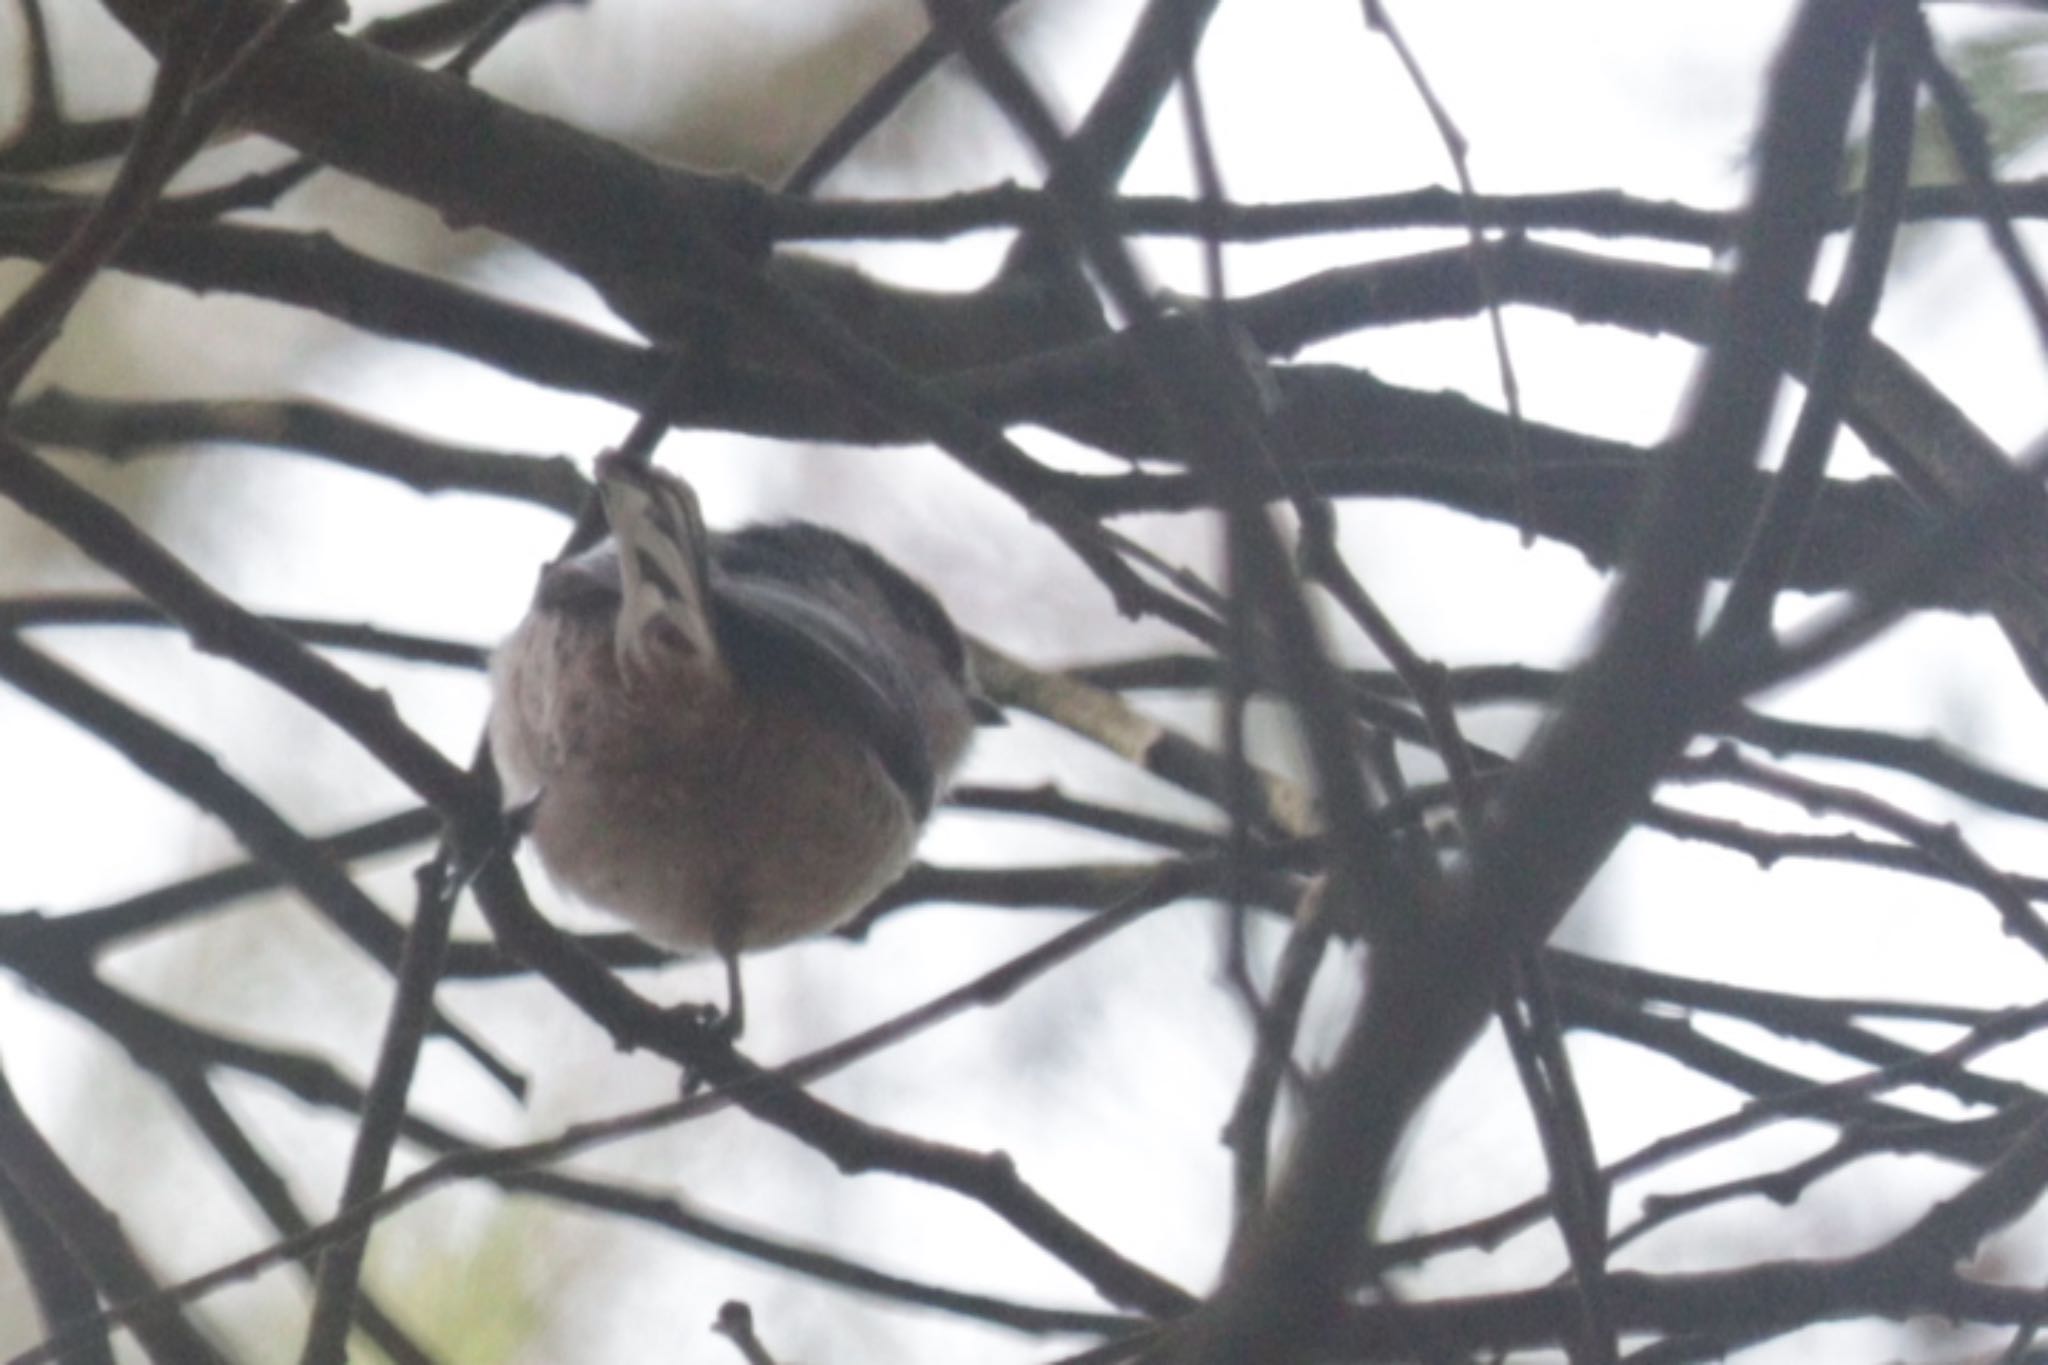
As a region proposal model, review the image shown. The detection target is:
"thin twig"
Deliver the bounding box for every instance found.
[1360,0,1532,541]
[1711,12,1915,648]
[297,848,464,1365]
[1498,957,1617,1365]
[1905,9,2048,367]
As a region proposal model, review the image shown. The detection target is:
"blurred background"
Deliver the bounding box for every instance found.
[5,3,2048,1361]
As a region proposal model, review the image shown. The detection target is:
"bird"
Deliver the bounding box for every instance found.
[487,453,991,1035]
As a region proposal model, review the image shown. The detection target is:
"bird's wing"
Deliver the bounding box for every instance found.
[712,575,937,816]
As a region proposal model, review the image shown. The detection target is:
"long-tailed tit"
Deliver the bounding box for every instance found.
[488,454,989,1033]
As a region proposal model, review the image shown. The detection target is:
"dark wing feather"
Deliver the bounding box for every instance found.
[535,534,939,814]
[711,576,937,817]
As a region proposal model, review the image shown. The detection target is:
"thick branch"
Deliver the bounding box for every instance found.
[1173,10,1877,1361]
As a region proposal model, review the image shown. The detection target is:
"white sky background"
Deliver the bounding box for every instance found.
[4,2,2048,1362]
